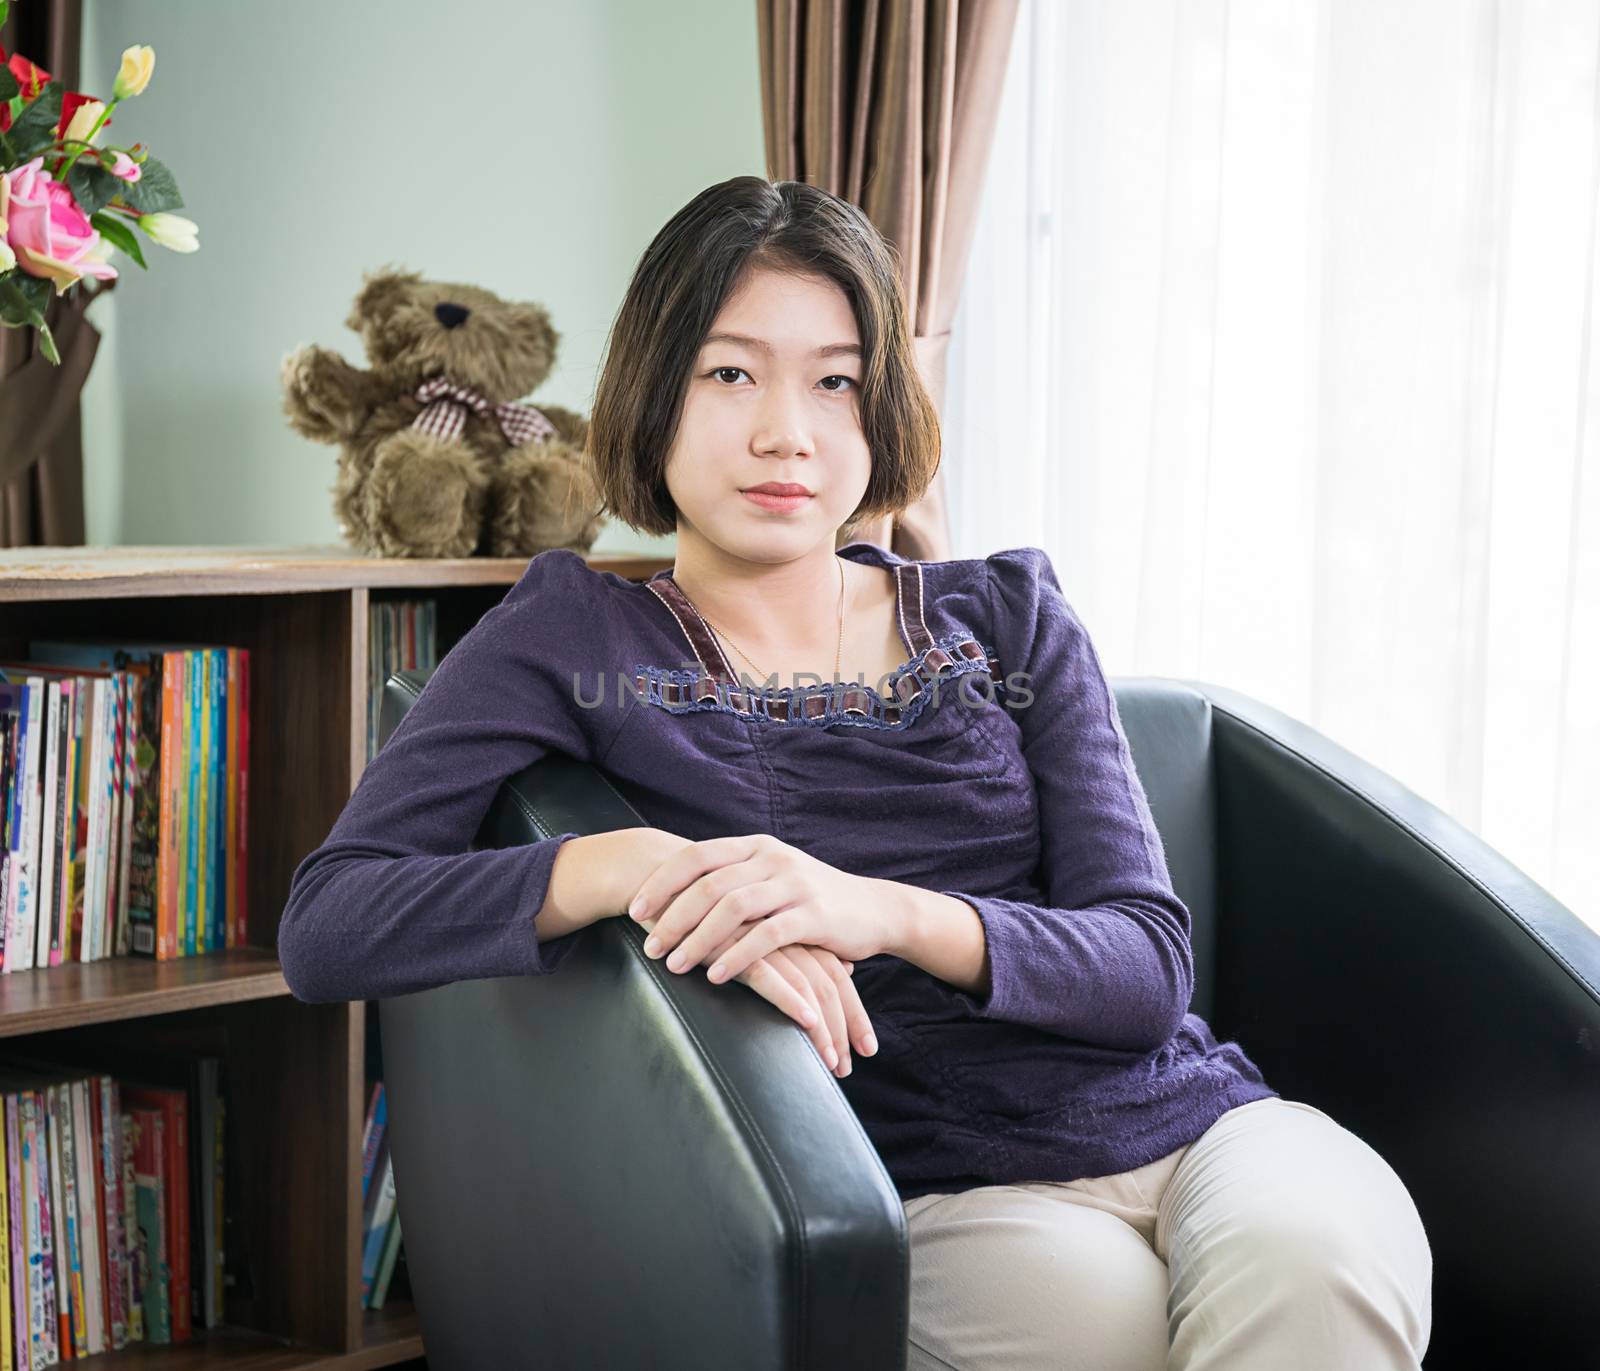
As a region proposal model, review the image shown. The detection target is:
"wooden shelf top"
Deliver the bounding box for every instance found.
[0,544,673,601]
[0,947,292,1038]
[65,1302,421,1368]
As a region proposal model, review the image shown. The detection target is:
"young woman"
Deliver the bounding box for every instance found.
[279,176,1433,1370]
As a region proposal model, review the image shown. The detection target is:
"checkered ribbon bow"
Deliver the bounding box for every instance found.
[411,376,558,447]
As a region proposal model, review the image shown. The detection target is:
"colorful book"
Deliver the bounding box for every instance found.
[4,1097,26,1371]
[121,1085,189,1345]
[129,1106,169,1344]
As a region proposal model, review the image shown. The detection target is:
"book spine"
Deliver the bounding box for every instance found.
[97,675,125,962]
[195,654,211,956]
[207,651,221,954]
[71,1083,103,1355]
[156,1094,189,1346]
[51,682,78,969]
[4,683,40,972]
[53,1085,85,1359]
[185,655,199,959]
[19,1094,48,1369]
[5,1099,27,1371]
[119,1112,141,1344]
[370,1213,403,1311]
[132,1108,167,1344]
[235,650,249,948]
[157,656,179,961]
[124,663,158,959]
[223,650,237,952]
[0,1094,12,1371]
[98,1082,126,1351]
[174,655,191,959]
[75,681,103,965]
[33,682,60,973]
[360,1083,386,1203]
[20,683,43,975]
[359,1153,396,1305]
[42,1085,71,1359]
[115,674,137,958]
[27,1090,57,1367]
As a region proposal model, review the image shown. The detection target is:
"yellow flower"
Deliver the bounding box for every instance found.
[63,99,107,146]
[113,45,155,100]
[139,212,199,253]
[0,241,16,274]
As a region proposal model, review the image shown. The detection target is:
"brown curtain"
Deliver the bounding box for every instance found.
[756,0,1019,561]
[1,0,99,548]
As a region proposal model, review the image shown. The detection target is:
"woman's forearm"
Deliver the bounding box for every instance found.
[872,878,992,996]
[537,827,685,942]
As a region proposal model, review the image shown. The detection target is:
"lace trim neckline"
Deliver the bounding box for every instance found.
[632,550,1005,729]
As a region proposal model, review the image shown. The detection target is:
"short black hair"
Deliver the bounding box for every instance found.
[587,175,941,538]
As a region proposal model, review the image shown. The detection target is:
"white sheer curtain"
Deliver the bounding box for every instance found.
[945,0,1599,927]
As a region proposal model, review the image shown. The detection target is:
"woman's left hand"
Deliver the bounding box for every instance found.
[626,832,898,981]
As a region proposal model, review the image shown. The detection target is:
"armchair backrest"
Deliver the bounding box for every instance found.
[1111,680,1220,1022]
[375,669,909,1371]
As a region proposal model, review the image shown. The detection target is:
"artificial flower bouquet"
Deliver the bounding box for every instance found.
[0,2,198,363]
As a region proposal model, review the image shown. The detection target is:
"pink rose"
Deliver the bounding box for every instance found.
[0,156,119,294]
[108,152,142,183]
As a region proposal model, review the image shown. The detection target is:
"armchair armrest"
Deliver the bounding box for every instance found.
[1190,678,1600,1364]
[375,670,909,1371]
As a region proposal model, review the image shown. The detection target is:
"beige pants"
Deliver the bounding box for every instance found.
[903,1096,1432,1370]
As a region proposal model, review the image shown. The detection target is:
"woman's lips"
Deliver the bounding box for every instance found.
[742,490,812,513]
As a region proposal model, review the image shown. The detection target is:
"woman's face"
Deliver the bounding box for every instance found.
[664,265,870,560]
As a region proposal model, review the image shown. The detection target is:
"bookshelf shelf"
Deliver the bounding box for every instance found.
[0,543,672,1366]
[0,946,288,1038]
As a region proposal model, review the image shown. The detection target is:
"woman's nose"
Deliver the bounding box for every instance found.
[755,386,813,457]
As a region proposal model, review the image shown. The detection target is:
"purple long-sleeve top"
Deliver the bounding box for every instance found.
[278,541,1276,1200]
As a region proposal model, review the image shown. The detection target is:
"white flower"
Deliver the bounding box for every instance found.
[113,46,156,100]
[63,100,106,146]
[138,212,199,253]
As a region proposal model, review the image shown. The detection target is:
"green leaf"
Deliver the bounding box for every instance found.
[0,65,16,105]
[4,80,65,160]
[0,2,10,30]
[13,274,53,317]
[0,276,48,329]
[68,162,123,218]
[120,156,184,215]
[91,211,147,269]
[35,321,60,364]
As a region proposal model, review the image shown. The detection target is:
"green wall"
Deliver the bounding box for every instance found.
[78,0,766,555]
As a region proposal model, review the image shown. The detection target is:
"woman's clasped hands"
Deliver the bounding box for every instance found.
[623,831,895,1079]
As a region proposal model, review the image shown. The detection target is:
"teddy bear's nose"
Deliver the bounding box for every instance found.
[434,302,471,330]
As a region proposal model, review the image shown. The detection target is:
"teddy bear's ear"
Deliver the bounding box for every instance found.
[348,267,422,332]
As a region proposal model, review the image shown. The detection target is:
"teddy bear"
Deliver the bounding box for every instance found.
[280,267,605,559]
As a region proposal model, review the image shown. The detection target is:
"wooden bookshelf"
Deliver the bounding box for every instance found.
[0,544,672,1368]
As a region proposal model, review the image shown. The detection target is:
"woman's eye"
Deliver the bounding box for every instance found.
[707,367,856,393]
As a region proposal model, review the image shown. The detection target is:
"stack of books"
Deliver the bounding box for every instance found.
[0,1052,228,1362]
[358,1082,404,1311]
[367,602,437,763]
[0,642,250,966]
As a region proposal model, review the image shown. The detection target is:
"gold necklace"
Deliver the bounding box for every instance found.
[694,556,847,689]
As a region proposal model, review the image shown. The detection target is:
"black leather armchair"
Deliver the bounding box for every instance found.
[374,670,1600,1369]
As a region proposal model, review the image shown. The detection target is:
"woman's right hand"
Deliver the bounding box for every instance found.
[612,828,872,1076]
[637,912,872,1078]
[737,942,874,1079]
